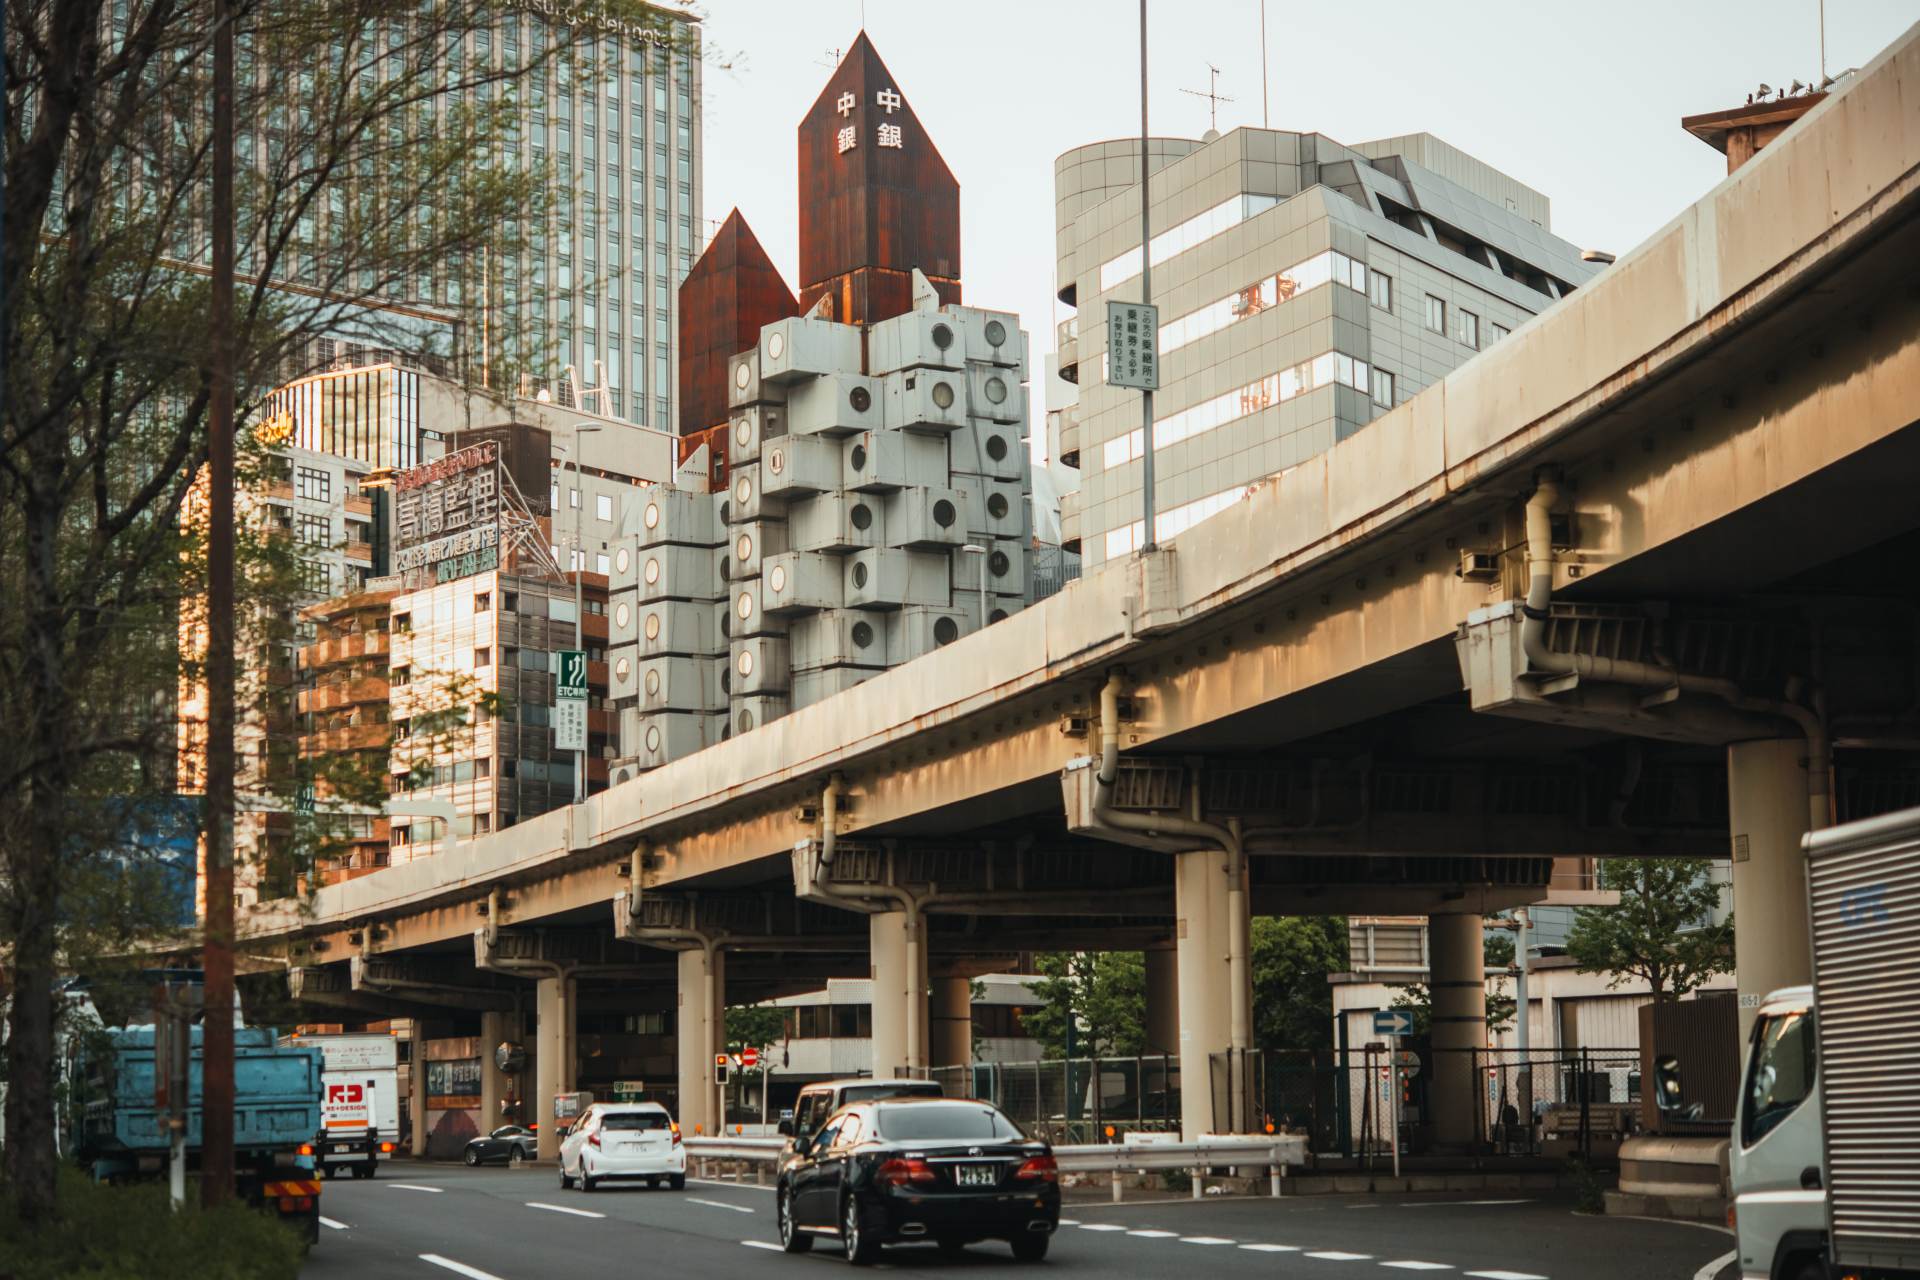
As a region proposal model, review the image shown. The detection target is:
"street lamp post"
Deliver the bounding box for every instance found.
[569,424,600,806]
[960,544,988,632]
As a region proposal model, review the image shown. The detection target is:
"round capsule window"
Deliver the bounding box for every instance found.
[644,557,661,585]
[614,656,631,682]
[720,669,732,694]
[737,649,755,677]
[989,608,1009,624]
[852,621,875,649]
[987,492,1010,519]
[931,381,955,410]
[645,613,661,640]
[989,550,1011,577]
[766,331,786,360]
[849,386,873,413]
[769,564,788,593]
[985,376,1008,405]
[644,502,661,530]
[933,499,957,528]
[984,319,1008,346]
[849,444,868,472]
[645,724,661,753]
[738,709,755,733]
[644,668,661,696]
[733,418,753,449]
[852,562,870,589]
[735,533,753,563]
[933,617,959,646]
[719,500,731,524]
[736,591,754,620]
[986,434,1009,461]
[931,322,954,351]
[851,502,873,531]
[615,546,632,575]
[734,361,751,390]
[734,475,753,505]
[614,602,631,630]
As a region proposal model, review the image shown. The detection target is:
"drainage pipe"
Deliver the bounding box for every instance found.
[1523,471,1828,832]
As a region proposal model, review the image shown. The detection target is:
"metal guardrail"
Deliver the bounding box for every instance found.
[683,1134,1307,1203]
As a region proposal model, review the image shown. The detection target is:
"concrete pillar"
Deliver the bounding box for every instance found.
[479,1011,521,1132]
[1428,913,1486,1151]
[929,976,972,1070]
[1728,738,1816,1041]
[1143,946,1179,1056]
[869,910,918,1078]
[406,1023,430,1158]
[534,975,575,1162]
[1174,849,1234,1138]
[675,946,725,1137]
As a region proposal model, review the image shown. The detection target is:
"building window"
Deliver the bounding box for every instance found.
[1370,367,1396,409]
[570,487,580,508]
[474,646,492,668]
[474,812,492,835]
[595,552,610,576]
[299,560,331,594]
[297,512,330,546]
[1491,322,1511,343]
[1424,295,1446,334]
[296,465,330,501]
[392,665,411,687]
[393,612,412,633]
[474,591,491,613]
[1369,270,1393,312]
[1457,309,1480,349]
[595,493,613,521]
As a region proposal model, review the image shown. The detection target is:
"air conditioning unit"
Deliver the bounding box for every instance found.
[789,491,883,554]
[955,478,1024,540]
[787,372,882,438]
[953,308,1026,369]
[762,551,843,615]
[761,435,842,497]
[760,316,862,385]
[1458,549,1501,583]
[634,545,719,604]
[951,539,1027,598]
[729,693,789,737]
[868,310,965,375]
[948,420,1023,482]
[843,548,950,610]
[884,369,968,434]
[621,708,725,769]
[883,486,966,550]
[726,518,788,582]
[727,578,791,639]
[965,366,1026,425]
[726,463,788,524]
[886,605,971,663]
[633,655,723,713]
[727,349,787,410]
[789,609,888,669]
[728,405,787,468]
[842,429,948,493]
[793,664,881,708]
[634,488,718,549]
[634,600,724,658]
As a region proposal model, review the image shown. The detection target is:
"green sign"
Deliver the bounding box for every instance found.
[295,783,316,815]
[555,649,588,752]
[434,543,499,583]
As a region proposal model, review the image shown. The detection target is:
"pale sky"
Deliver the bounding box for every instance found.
[695,0,1916,402]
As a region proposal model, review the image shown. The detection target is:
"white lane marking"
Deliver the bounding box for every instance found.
[1181,1236,1237,1245]
[1128,1229,1179,1238]
[1076,1223,1128,1232]
[1382,1264,1455,1272]
[526,1201,606,1219]
[420,1256,506,1280]
[1402,1199,1531,1208]
[1306,1251,1374,1261]
[1239,1244,1304,1253]
[1695,1251,1736,1280]
[319,1217,349,1230]
[389,1184,445,1194]
[690,1178,775,1193]
[742,1241,783,1252]
[1059,1219,1081,1226]
[688,1197,756,1214]
[1465,1272,1549,1280]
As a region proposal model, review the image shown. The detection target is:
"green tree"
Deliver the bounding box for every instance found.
[725,1003,789,1057]
[1,0,686,1219]
[1021,952,1145,1060]
[1566,858,1733,1000]
[1250,916,1349,1050]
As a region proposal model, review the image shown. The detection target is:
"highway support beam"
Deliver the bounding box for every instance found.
[869,909,929,1077]
[533,974,576,1162]
[1727,738,1817,1039]
[1144,946,1179,1057]
[478,1010,521,1131]
[675,945,726,1137]
[929,975,972,1071]
[1427,912,1488,1151]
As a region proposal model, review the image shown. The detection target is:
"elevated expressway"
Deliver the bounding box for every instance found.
[250,28,1920,1150]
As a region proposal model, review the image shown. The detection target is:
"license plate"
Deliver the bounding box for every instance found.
[954,1164,997,1187]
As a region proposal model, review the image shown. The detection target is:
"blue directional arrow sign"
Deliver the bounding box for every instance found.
[1373,1010,1416,1037]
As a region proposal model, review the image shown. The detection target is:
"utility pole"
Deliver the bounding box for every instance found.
[570,424,599,805]
[202,0,238,1207]
[1137,0,1157,552]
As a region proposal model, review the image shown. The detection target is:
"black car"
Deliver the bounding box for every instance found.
[775,1097,1059,1265]
[463,1124,535,1166]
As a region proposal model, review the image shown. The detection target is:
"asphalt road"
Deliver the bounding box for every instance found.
[299,1163,1735,1280]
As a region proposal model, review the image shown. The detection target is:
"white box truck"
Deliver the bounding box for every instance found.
[288,1032,400,1180]
[1655,806,1920,1280]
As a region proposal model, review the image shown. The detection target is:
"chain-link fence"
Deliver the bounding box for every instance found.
[930,1057,1182,1146]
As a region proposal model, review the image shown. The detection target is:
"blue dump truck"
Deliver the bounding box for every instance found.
[78,1024,327,1244]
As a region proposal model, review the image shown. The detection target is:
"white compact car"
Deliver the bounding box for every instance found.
[558,1102,686,1192]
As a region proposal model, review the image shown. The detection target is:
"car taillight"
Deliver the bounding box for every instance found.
[589,1131,601,1148]
[1013,1154,1059,1183]
[671,1127,682,1147]
[379,1142,394,1153]
[297,1143,313,1157]
[877,1158,937,1188]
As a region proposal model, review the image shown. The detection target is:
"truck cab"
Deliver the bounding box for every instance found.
[1731,987,1826,1280]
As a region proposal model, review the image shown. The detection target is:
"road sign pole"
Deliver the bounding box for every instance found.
[1137,0,1156,552]
[1390,1036,1402,1180]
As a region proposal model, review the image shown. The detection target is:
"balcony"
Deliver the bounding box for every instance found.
[582,611,609,642]
[1056,315,1079,384]
[1057,403,1080,469]
[299,630,389,670]
[344,493,373,518]
[343,538,374,566]
[299,722,392,755]
[1059,490,1081,555]
[262,477,294,503]
[297,675,389,715]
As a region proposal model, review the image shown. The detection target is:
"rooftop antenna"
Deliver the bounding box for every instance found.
[816,47,842,70]
[1258,1,1269,128]
[1818,0,1827,85]
[1180,62,1235,136]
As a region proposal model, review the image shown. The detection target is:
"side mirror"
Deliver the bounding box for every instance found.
[1652,1054,1686,1114]
[777,1119,794,1137]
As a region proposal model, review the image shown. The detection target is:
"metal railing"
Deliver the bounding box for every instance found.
[927,1056,1181,1146]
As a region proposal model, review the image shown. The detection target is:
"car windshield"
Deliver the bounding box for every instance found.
[876,1104,1023,1142]
[601,1111,670,1131]
[490,1126,522,1139]
[1744,1009,1816,1146]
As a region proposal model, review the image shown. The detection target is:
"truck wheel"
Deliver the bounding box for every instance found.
[1788,1259,1827,1280]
